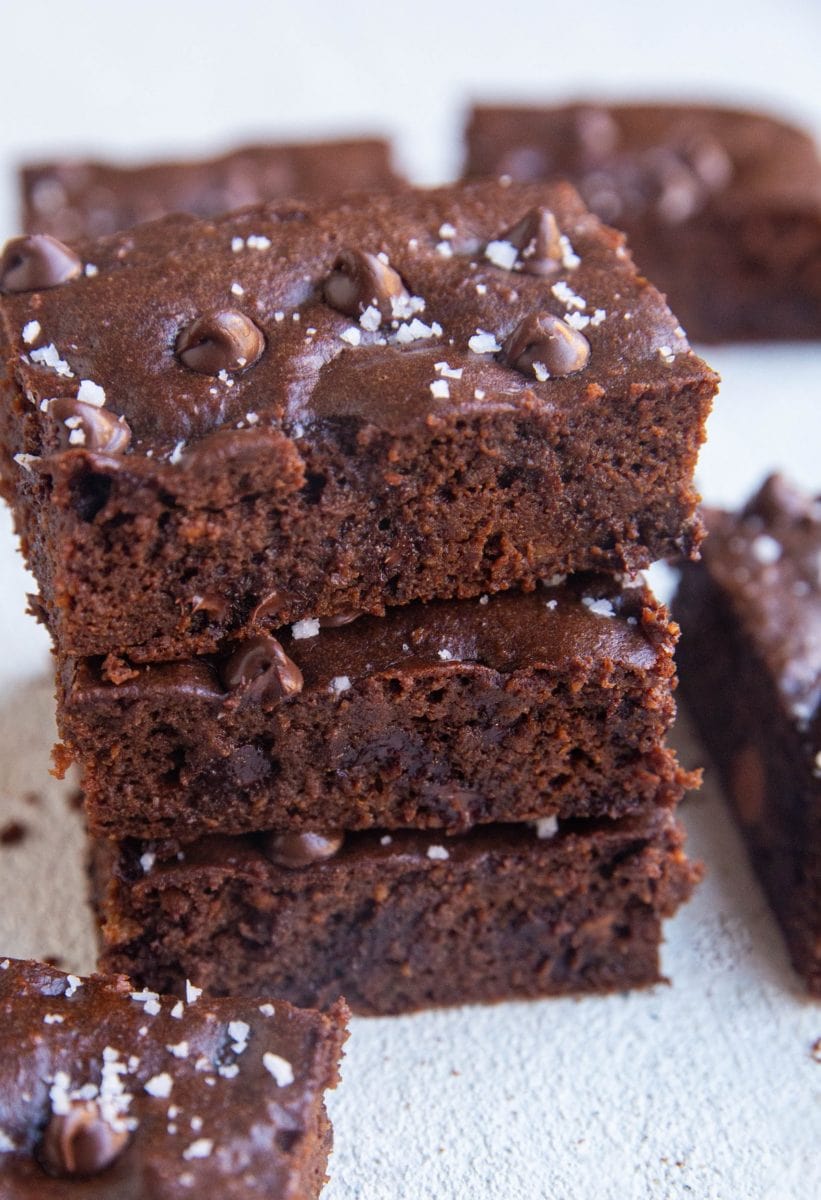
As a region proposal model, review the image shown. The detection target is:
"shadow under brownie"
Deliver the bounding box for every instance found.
[0,180,716,663]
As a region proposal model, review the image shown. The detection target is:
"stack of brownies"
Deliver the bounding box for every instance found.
[0,177,717,1013]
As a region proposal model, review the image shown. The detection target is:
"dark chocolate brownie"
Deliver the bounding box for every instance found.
[0,181,717,663]
[21,137,403,240]
[0,957,348,1198]
[464,103,821,342]
[58,578,691,842]
[675,475,820,994]
[93,810,700,1015]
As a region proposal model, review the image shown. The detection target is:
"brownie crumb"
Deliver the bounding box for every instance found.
[0,820,28,846]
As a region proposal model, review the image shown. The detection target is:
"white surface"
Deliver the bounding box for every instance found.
[0,2,820,1197]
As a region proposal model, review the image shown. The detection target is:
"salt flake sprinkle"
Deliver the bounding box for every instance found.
[30,343,73,378]
[183,1138,214,1160]
[144,1073,173,1099]
[468,330,501,354]
[582,597,616,619]
[186,981,203,1004]
[292,617,320,640]
[76,380,106,407]
[263,1052,294,1087]
[427,844,450,861]
[22,320,41,346]
[484,240,518,271]
[130,989,161,1017]
[535,815,559,839]
[430,379,450,400]
[329,675,352,695]
[0,1130,16,1153]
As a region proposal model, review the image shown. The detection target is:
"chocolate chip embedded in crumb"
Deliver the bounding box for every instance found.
[502,207,562,276]
[39,1102,130,1177]
[262,830,344,868]
[0,235,82,293]
[49,398,131,454]
[502,312,590,380]
[176,310,265,375]
[323,249,408,322]
[221,635,303,704]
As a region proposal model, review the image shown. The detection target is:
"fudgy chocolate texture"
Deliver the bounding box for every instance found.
[464,103,821,342]
[0,180,717,663]
[675,476,820,994]
[93,811,700,1015]
[0,958,348,1198]
[59,578,689,842]
[21,137,403,240]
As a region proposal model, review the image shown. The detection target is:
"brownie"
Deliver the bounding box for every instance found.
[21,137,403,240]
[0,957,348,1198]
[0,180,717,663]
[57,577,691,842]
[93,810,700,1015]
[675,476,820,994]
[464,102,821,342]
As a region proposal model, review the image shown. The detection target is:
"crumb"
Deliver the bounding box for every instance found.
[0,820,28,847]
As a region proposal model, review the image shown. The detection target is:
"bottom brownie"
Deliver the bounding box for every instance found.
[94,811,700,1015]
[0,958,348,1199]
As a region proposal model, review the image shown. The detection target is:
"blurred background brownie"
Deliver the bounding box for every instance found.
[0,957,348,1198]
[93,810,700,1015]
[675,475,820,993]
[58,580,690,842]
[20,137,404,240]
[464,102,821,342]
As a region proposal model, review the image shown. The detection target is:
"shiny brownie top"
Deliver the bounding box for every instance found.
[0,958,346,1198]
[67,574,675,709]
[465,103,821,226]
[21,137,402,241]
[0,180,714,466]
[703,474,820,755]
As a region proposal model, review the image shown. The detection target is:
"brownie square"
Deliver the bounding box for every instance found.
[93,810,700,1015]
[58,577,690,842]
[675,476,820,994]
[21,137,404,240]
[0,957,348,1198]
[0,180,717,663]
[464,102,821,342]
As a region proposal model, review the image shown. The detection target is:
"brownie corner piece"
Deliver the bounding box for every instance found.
[675,474,821,994]
[0,180,716,662]
[0,956,348,1198]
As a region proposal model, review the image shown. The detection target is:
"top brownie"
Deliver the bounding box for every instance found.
[21,137,403,240]
[0,180,716,662]
[464,102,821,342]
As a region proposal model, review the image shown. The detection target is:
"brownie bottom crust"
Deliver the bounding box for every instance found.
[94,811,700,1016]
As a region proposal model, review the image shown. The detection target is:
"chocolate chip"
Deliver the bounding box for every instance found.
[39,1102,129,1177]
[501,207,562,276]
[176,310,265,375]
[323,249,408,322]
[502,313,590,379]
[221,635,303,704]
[262,830,344,868]
[49,398,132,454]
[0,235,82,293]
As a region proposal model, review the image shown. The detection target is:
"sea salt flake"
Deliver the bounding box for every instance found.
[589,309,606,327]
[658,346,676,364]
[170,1001,184,1019]
[231,236,244,252]
[535,815,559,839]
[427,844,449,860]
[479,594,489,605]
[468,330,501,354]
[430,379,450,399]
[359,305,382,332]
[532,362,549,383]
[329,675,351,695]
[259,1003,275,1017]
[65,975,82,997]
[437,648,453,661]
[262,1052,294,1087]
[394,318,441,345]
[219,1063,239,1079]
[434,362,462,380]
[0,960,8,969]
[292,617,320,640]
[145,1073,173,1099]
[380,835,392,845]
[551,281,586,310]
[131,989,161,1016]
[545,599,558,610]
[340,326,361,346]
[439,222,457,239]
[0,1130,16,1152]
[473,389,486,400]
[564,311,591,331]
[183,1138,214,1160]
[484,240,518,270]
[84,263,99,277]
[30,343,73,377]
[436,241,453,258]
[391,293,426,320]
[582,597,616,618]
[475,283,487,295]
[140,850,156,872]
[274,311,285,322]
[22,320,41,345]
[245,412,259,425]
[559,235,581,269]
[246,235,271,250]
[44,1013,64,1024]
[228,1020,250,1053]
[230,282,244,296]
[751,534,781,565]
[167,1041,190,1059]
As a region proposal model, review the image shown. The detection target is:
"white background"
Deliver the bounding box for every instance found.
[0,2,819,1197]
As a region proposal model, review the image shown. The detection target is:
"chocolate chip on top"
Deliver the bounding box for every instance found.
[262,830,345,869]
[39,1101,130,1177]
[502,207,563,276]
[502,312,591,380]
[175,310,265,375]
[50,398,132,454]
[221,635,303,703]
[0,235,82,293]
[323,249,409,322]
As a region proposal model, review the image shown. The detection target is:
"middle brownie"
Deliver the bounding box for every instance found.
[58,577,687,842]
